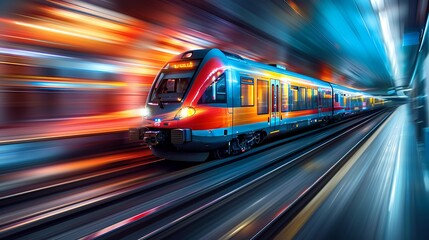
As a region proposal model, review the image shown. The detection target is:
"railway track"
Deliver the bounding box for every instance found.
[0,108,393,239]
[97,108,393,239]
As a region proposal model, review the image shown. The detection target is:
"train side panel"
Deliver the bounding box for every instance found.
[134,48,385,161]
[228,59,334,140]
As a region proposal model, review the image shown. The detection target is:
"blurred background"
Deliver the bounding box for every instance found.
[0,2,428,238]
[0,0,427,148]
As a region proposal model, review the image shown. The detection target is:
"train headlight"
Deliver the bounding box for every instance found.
[175,107,196,120]
[140,107,150,118]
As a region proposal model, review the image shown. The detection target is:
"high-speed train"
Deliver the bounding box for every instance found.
[129,49,384,161]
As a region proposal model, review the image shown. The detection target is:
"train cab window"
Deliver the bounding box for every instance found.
[198,73,226,104]
[240,77,254,106]
[165,79,176,92]
[257,80,269,114]
[150,71,193,103]
[281,83,289,112]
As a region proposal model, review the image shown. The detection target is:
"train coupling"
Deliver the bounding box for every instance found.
[143,131,165,146]
[129,128,163,146]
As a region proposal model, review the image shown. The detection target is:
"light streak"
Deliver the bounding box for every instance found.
[0,62,35,67]
[47,0,137,24]
[46,8,130,32]
[14,21,116,43]
[149,46,181,55]
[0,47,71,59]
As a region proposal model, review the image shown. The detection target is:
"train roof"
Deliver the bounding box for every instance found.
[330,83,365,95]
[168,49,212,62]
[168,48,323,85]
[169,49,381,98]
[215,48,330,87]
[215,49,379,97]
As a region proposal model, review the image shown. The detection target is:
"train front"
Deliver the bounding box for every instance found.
[130,49,229,161]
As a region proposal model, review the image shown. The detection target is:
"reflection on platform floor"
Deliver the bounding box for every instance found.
[279,104,429,240]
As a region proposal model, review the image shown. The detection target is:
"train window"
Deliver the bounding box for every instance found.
[290,85,298,111]
[335,93,339,103]
[165,79,176,92]
[240,77,254,106]
[312,89,319,109]
[326,91,330,107]
[216,75,226,95]
[281,83,289,112]
[321,89,331,108]
[321,89,326,108]
[298,87,306,110]
[150,71,194,103]
[198,73,226,104]
[257,80,269,114]
[306,88,313,109]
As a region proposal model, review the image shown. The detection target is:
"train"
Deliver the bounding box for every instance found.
[129,49,384,161]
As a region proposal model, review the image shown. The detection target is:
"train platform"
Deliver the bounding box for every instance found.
[279,104,429,240]
[0,110,142,144]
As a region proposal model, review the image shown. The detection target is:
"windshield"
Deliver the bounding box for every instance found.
[150,70,194,103]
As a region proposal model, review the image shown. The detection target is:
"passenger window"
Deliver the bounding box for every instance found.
[281,83,289,112]
[290,85,298,111]
[198,73,226,104]
[325,90,332,107]
[323,90,329,107]
[240,77,254,106]
[257,80,269,114]
[216,75,226,102]
[298,87,306,110]
[306,88,313,109]
[314,89,318,108]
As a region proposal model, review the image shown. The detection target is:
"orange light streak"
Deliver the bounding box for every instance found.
[0,34,64,45]
[47,0,137,24]
[0,62,36,67]
[13,20,117,43]
[2,75,126,87]
[0,109,142,144]
[45,7,130,32]
[287,0,303,16]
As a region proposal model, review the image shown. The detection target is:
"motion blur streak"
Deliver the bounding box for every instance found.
[1,0,425,145]
[82,207,160,240]
[0,150,153,192]
[281,105,428,240]
[0,0,210,145]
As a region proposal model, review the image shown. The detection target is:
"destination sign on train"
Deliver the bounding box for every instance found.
[166,60,200,70]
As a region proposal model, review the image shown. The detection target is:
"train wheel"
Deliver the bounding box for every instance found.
[213,147,230,159]
[320,118,328,127]
[254,131,266,145]
[254,132,261,145]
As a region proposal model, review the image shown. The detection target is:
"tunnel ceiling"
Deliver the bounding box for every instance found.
[116,0,428,95]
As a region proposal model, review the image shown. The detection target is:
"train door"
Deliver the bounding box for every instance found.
[318,88,322,116]
[227,70,234,139]
[270,79,280,130]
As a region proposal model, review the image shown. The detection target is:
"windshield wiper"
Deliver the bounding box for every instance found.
[153,88,164,109]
